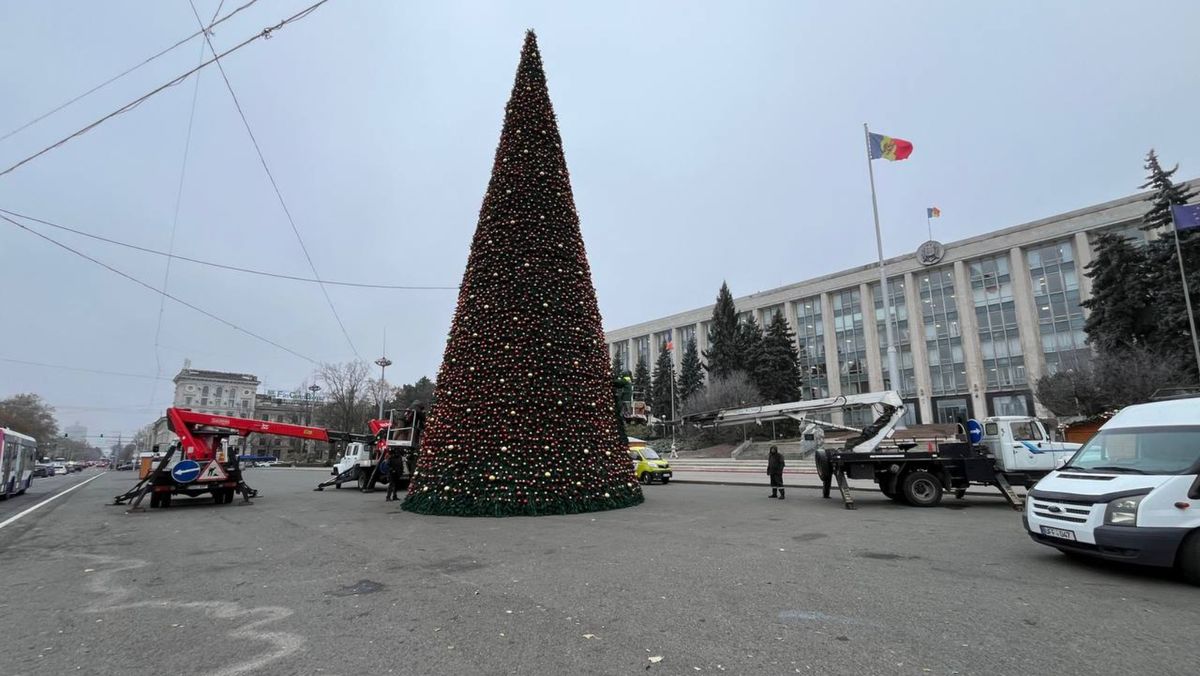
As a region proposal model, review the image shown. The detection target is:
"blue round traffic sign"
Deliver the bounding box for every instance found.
[967,419,983,444]
[171,460,201,483]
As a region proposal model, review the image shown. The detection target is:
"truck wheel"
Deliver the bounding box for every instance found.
[225,489,236,504]
[901,471,943,507]
[880,481,908,504]
[335,481,342,489]
[213,490,224,505]
[149,492,161,508]
[661,476,670,485]
[160,493,172,508]
[357,471,368,491]
[1178,531,1200,585]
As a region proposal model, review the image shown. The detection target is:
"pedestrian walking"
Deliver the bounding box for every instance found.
[767,445,785,499]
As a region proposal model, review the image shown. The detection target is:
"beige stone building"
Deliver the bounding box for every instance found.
[605,182,1198,426]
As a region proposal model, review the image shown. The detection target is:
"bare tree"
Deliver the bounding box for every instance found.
[0,393,58,443]
[1035,346,1186,418]
[316,361,372,463]
[679,371,763,445]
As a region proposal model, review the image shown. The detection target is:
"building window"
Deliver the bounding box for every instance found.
[988,393,1032,417]
[185,396,193,406]
[1096,222,1148,247]
[611,342,630,373]
[792,297,828,399]
[934,396,971,426]
[633,335,650,370]
[200,398,208,406]
[243,389,252,396]
[202,385,209,396]
[676,325,696,350]
[186,384,195,392]
[970,254,1026,389]
[654,330,672,352]
[832,289,869,395]
[758,304,784,326]
[919,267,968,396]
[700,320,713,354]
[736,311,753,325]
[1027,240,1089,374]
[214,386,223,399]
[871,278,916,396]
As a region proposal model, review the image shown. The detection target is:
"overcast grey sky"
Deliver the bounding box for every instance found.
[1,0,1198,439]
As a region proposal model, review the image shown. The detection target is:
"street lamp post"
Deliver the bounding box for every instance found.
[374,356,392,419]
[307,384,321,461]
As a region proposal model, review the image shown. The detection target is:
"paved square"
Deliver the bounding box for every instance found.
[0,470,1195,675]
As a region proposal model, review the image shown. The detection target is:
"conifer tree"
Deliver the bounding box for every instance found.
[651,346,675,422]
[753,312,802,403]
[738,314,764,378]
[1138,150,1199,369]
[703,282,741,378]
[676,337,705,404]
[403,32,642,516]
[1081,231,1152,353]
[632,356,651,406]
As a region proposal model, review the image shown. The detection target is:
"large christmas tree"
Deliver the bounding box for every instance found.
[402,31,643,517]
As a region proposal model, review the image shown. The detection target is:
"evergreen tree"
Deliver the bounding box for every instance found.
[632,356,651,405]
[611,352,624,380]
[403,32,642,517]
[651,346,675,422]
[738,314,764,379]
[1138,150,1200,368]
[703,282,741,378]
[753,312,802,403]
[676,337,705,404]
[1081,231,1152,353]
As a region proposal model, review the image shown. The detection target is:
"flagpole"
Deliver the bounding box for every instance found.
[927,213,933,241]
[1169,210,1200,381]
[864,123,904,410]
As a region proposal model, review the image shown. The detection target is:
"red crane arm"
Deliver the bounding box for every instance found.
[168,408,332,442]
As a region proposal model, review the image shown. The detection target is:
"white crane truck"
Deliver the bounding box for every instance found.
[684,390,1079,509]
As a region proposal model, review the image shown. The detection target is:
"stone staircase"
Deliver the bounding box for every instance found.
[733,439,814,460]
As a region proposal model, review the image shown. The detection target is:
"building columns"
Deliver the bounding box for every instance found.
[861,282,885,392]
[953,260,988,418]
[819,292,843,424]
[904,271,934,423]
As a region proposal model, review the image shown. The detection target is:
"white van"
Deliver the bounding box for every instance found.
[1024,396,1200,583]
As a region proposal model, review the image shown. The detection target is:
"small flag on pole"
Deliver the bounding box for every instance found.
[927,207,941,219]
[1171,204,1200,232]
[665,340,673,351]
[868,132,914,161]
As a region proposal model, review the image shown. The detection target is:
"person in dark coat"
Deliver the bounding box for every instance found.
[767,446,785,499]
[384,447,405,501]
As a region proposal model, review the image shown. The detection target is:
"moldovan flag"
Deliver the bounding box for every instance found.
[927,207,941,218]
[868,133,914,161]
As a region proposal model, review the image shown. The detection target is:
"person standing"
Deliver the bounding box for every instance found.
[767,446,785,499]
[385,447,405,501]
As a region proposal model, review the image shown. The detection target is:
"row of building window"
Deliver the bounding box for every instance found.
[611,236,1100,419]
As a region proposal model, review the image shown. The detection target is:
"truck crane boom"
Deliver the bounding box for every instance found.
[683,391,906,454]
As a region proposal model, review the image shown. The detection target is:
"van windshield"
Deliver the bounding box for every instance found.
[641,449,661,460]
[1067,426,1200,475]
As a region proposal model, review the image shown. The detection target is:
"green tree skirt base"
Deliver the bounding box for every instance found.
[400,489,644,517]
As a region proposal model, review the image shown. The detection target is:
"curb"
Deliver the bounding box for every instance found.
[671,478,1011,498]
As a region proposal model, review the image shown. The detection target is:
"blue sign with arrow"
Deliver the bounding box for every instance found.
[967,419,983,444]
[171,460,201,484]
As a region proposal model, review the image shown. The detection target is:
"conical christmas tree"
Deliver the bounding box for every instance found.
[402,31,643,517]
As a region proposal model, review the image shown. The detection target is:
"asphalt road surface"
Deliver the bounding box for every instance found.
[0,469,1197,675]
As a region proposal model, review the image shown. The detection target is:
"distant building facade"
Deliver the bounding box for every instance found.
[249,393,320,459]
[152,361,262,450]
[605,182,1198,427]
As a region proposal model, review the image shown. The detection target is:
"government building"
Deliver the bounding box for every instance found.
[605,181,1198,427]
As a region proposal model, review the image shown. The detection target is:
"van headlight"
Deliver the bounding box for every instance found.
[1104,495,1145,526]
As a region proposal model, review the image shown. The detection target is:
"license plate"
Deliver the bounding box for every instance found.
[1040,526,1076,541]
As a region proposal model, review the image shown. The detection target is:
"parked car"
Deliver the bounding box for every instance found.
[115,462,134,471]
[32,463,54,478]
[49,463,68,476]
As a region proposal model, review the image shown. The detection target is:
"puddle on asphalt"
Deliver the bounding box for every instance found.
[856,551,922,561]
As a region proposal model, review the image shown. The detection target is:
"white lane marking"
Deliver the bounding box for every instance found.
[80,553,304,675]
[0,471,107,531]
